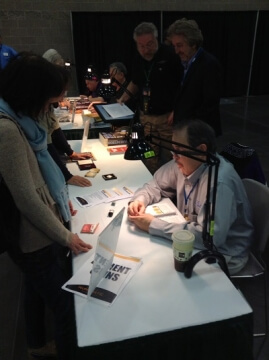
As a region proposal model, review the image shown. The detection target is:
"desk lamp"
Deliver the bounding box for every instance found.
[64,59,75,68]
[110,67,135,100]
[87,64,96,74]
[124,124,230,278]
[99,70,116,102]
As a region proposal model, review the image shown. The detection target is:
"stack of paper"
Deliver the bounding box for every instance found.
[74,186,136,208]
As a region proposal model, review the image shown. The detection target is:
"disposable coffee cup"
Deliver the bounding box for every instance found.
[172,230,195,272]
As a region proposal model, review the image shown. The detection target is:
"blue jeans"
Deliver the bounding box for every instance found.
[21,244,76,360]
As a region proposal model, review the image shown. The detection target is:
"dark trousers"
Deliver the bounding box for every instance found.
[21,244,76,360]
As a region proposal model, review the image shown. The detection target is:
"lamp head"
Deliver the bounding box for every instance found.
[64,59,75,68]
[98,70,116,101]
[85,64,99,81]
[101,70,113,85]
[124,123,155,160]
[87,64,96,73]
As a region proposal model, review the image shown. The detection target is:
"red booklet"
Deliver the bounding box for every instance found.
[107,146,128,155]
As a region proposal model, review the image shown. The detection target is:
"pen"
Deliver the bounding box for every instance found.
[123,186,133,194]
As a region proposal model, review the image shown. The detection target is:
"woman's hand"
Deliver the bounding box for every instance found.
[67,175,92,187]
[69,151,93,160]
[68,233,93,255]
[68,200,77,216]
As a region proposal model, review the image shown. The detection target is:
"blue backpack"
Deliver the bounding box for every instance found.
[220,142,267,185]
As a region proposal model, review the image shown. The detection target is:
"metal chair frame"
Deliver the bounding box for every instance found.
[231,178,269,337]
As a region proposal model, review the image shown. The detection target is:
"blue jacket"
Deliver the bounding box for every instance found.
[173,48,222,136]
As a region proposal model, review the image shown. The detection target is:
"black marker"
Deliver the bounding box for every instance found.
[108,209,114,217]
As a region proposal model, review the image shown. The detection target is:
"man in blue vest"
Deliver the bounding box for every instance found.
[0,34,17,70]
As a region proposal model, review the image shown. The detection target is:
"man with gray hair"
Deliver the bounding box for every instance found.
[109,61,135,110]
[128,119,253,275]
[118,22,181,174]
[42,48,65,66]
[167,18,222,136]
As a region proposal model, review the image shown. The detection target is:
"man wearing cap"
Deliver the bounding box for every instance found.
[84,70,103,102]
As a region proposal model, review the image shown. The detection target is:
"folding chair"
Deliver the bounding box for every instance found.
[220,142,267,185]
[231,178,269,337]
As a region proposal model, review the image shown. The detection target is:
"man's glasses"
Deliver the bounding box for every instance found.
[136,41,156,51]
[170,151,181,158]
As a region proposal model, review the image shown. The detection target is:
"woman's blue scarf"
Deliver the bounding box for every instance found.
[0,98,71,222]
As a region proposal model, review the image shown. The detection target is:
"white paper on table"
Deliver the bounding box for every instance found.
[102,186,136,202]
[74,186,136,207]
[102,103,134,119]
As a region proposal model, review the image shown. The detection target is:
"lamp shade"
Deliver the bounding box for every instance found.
[124,123,155,160]
[65,60,71,67]
[98,70,116,101]
[85,64,99,80]
[124,140,155,160]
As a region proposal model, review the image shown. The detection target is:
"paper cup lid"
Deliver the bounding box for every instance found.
[172,230,195,243]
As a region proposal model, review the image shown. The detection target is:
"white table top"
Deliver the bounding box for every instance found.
[60,113,112,131]
[67,139,252,348]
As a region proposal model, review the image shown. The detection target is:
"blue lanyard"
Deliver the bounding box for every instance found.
[181,47,203,85]
[183,178,199,219]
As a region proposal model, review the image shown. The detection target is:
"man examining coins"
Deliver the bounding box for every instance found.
[127,119,254,275]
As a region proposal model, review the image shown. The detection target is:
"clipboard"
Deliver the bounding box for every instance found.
[94,103,134,123]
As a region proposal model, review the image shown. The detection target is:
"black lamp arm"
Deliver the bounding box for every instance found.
[146,131,219,165]
[111,77,136,100]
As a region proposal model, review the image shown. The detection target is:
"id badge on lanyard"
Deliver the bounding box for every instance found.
[142,86,151,114]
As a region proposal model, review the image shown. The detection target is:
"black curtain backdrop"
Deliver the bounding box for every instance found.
[72,11,269,97]
[250,11,269,95]
[72,12,161,95]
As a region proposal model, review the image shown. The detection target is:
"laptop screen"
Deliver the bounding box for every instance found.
[87,207,125,298]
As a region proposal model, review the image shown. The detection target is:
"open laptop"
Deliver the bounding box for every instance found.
[87,206,125,300]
